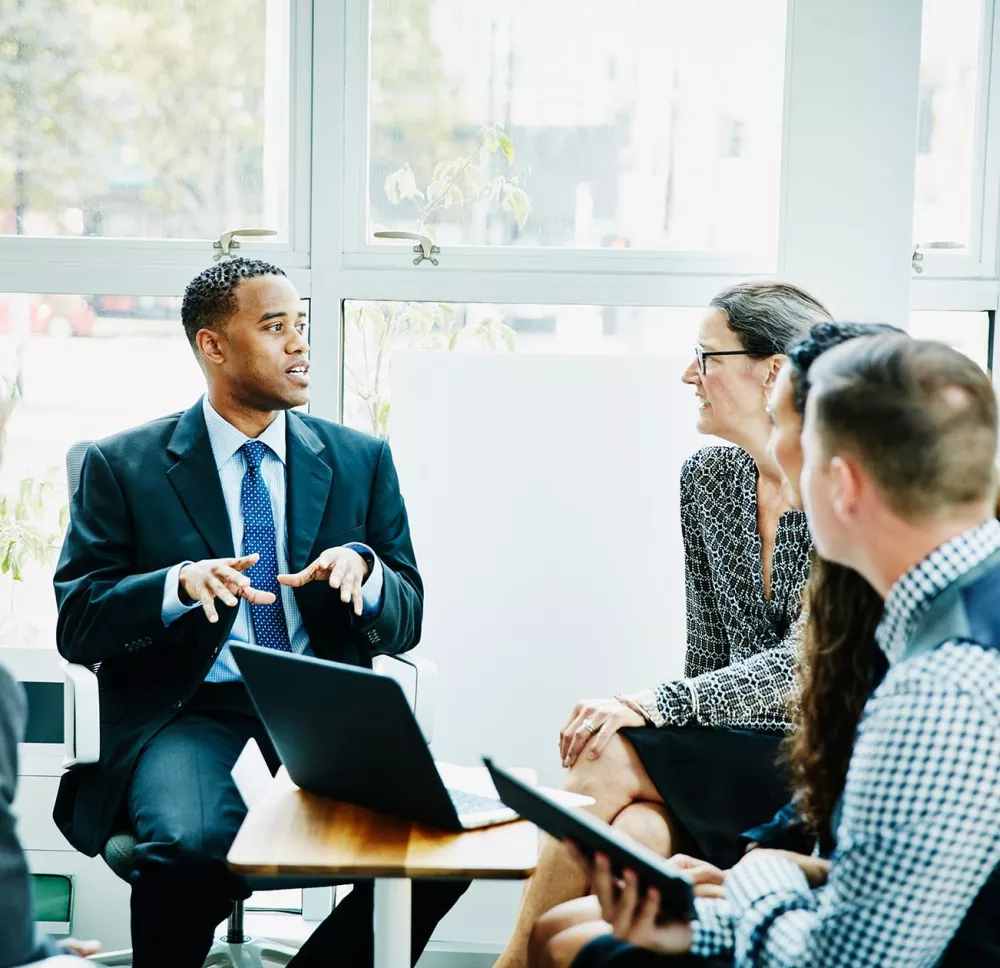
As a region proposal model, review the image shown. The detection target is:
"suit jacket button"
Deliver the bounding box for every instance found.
[172,701,183,711]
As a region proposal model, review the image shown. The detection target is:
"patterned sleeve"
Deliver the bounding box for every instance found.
[724,645,1000,967]
[673,619,801,729]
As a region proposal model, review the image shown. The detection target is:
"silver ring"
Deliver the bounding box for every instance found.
[582,718,598,735]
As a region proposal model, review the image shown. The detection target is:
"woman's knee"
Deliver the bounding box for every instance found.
[537,921,613,968]
[529,896,603,966]
[563,733,645,806]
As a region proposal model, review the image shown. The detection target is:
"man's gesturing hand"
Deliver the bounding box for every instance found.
[179,554,276,624]
[278,547,370,616]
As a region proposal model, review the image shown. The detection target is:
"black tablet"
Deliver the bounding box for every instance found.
[484,757,695,921]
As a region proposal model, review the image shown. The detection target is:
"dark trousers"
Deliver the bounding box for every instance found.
[126,683,469,968]
[574,935,732,967]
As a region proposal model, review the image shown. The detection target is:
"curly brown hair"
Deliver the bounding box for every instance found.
[784,557,886,851]
[779,322,901,850]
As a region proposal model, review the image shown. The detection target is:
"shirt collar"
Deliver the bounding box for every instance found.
[876,516,1000,665]
[201,395,287,469]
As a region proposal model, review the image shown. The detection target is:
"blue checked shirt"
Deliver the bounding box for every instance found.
[161,396,384,682]
[689,517,1000,966]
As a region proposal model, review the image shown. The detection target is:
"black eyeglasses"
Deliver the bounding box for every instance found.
[695,345,754,374]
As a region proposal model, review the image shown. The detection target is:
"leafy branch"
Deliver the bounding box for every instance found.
[383,122,532,234]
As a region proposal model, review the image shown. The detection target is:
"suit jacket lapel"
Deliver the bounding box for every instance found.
[165,402,235,560]
[286,412,333,573]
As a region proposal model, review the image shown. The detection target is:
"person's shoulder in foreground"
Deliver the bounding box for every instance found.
[0,665,84,968]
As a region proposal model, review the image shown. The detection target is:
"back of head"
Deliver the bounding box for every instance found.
[808,335,999,522]
[787,321,904,415]
[710,280,833,357]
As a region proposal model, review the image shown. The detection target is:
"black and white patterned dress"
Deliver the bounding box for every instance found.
[623,445,813,868]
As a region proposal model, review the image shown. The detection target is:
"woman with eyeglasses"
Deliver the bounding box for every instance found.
[494,281,832,968]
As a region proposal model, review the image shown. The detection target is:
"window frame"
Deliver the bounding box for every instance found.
[340,0,795,279]
[0,0,315,292]
[914,0,1000,279]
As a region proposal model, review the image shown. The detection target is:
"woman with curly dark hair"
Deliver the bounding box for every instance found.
[764,322,900,855]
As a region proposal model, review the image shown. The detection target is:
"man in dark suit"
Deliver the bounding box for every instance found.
[52,258,467,967]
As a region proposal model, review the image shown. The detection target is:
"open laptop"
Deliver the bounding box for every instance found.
[230,644,517,830]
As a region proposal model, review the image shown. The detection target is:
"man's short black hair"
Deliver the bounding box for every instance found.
[181,257,287,348]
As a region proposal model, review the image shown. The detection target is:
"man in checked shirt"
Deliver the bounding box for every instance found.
[548,335,1000,968]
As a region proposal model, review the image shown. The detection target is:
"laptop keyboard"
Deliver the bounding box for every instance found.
[448,788,507,815]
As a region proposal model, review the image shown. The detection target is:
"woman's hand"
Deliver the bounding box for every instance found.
[588,850,694,955]
[671,853,727,899]
[559,698,644,768]
[734,848,831,888]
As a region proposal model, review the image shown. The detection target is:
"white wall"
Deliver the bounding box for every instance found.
[390,351,707,948]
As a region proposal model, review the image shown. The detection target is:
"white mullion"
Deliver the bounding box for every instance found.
[290,0,316,258]
[308,0,349,423]
[341,247,776,277]
[910,276,1000,311]
[978,0,1000,277]
[342,0,371,256]
[335,265,748,309]
[0,261,309,300]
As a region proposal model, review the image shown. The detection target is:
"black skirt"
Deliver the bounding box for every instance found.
[621,725,790,870]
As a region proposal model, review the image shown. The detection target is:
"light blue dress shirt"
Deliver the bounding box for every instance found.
[161,396,384,683]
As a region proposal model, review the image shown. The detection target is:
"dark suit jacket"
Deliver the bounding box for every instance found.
[0,666,61,967]
[52,401,423,857]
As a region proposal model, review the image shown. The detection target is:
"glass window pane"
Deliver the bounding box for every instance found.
[913,0,982,252]
[0,1,290,240]
[344,299,705,436]
[908,310,990,371]
[368,0,787,254]
[0,293,203,648]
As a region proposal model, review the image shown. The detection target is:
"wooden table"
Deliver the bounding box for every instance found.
[228,767,538,968]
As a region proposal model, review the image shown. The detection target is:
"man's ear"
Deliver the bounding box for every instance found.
[196,328,225,366]
[829,454,863,521]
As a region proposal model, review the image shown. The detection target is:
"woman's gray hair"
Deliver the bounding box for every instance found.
[710,281,833,358]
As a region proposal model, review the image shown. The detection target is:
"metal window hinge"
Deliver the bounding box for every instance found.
[213,228,278,261]
[374,231,440,266]
[912,240,964,274]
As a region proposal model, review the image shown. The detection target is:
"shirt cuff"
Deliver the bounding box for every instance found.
[725,850,813,919]
[162,561,199,626]
[346,542,384,618]
[634,681,695,728]
[690,896,736,957]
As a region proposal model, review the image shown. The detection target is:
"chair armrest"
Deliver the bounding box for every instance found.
[62,662,100,768]
[372,654,437,745]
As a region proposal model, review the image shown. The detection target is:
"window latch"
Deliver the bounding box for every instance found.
[213,228,278,261]
[374,231,440,266]
[912,240,964,274]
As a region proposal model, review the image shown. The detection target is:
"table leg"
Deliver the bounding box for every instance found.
[374,877,412,968]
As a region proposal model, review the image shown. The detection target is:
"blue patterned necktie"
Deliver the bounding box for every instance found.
[241,440,292,652]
